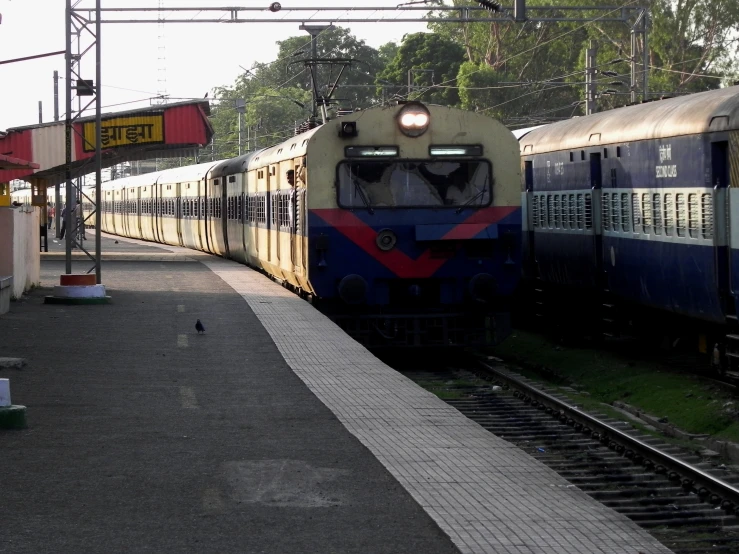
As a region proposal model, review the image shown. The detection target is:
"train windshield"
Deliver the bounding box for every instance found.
[337,160,492,209]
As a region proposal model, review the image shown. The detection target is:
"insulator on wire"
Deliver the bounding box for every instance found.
[476,0,502,12]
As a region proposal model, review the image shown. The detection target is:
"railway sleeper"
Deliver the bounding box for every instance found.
[636,515,739,528]
[619,506,731,520]
[590,486,686,499]
[567,473,672,484]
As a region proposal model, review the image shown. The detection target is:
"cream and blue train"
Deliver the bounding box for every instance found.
[518,86,739,370]
[99,101,523,348]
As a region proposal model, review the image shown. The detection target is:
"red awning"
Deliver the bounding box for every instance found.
[0,153,39,171]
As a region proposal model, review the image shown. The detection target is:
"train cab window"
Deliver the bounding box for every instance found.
[214,179,220,186]
[336,160,492,209]
[229,176,236,183]
[569,152,574,162]
[603,149,608,159]
[616,147,622,158]
[581,151,585,161]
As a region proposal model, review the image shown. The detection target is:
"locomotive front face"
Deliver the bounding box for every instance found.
[305,102,523,348]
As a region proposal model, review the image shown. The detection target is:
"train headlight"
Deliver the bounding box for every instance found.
[397,102,430,137]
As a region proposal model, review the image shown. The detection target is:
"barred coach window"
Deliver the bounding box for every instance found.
[337,160,492,209]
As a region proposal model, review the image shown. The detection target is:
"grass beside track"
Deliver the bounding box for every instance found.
[485,330,739,444]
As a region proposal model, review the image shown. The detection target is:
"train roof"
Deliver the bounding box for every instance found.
[210,150,264,178]
[520,85,739,154]
[511,125,547,140]
[156,160,221,184]
[102,171,161,191]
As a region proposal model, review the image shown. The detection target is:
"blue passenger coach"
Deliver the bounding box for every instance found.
[518,86,739,369]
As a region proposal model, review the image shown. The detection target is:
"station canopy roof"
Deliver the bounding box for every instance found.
[0,100,213,185]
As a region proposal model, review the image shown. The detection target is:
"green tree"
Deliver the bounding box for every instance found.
[250,26,385,110]
[376,32,466,105]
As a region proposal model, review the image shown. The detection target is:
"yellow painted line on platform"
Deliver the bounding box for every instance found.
[165,275,173,279]
[177,334,189,348]
[202,488,225,512]
[179,386,199,409]
[177,305,185,313]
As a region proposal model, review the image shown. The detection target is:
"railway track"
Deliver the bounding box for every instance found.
[400,361,739,554]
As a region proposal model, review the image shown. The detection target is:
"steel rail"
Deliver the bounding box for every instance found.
[478,360,739,511]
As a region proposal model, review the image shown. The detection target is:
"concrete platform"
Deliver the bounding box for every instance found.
[0,234,674,554]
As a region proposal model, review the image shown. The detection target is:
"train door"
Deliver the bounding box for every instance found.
[135,186,142,238]
[590,152,604,288]
[176,183,184,247]
[222,177,230,258]
[154,184,162,243]
[268,164,279,273]
[523,160,535,278]
[713,140,733,316]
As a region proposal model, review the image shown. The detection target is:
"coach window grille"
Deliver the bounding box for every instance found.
[701,193,714,239]
[663,193,675,236]
[631,193,641,233]
[554,194,561,229]
[547,195,554,229]
[675,193,686,237]
[576,194,584,230]
[688,194,699,238]
[531,195,539,228]
[584,194,593,229]
[538,195,545,228]
[621,193,630,233]
[641,193,652,234]
[602,193,611,231]
[611,193,620,232]
[652,193,663,235]
[568,194,576,230]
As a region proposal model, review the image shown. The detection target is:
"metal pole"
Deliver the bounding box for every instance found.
[95,0,102,284]
[38,101,42,124]
[238,111,242,156]
[53,70,59,122]
[630,29,637,104]
[407,69,413,99]
[642,10,649,102]
[585,40,597,115]
[65,0,73,274]
[310,32,318,119]
[54,184,61,238]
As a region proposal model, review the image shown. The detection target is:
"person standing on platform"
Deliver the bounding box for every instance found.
[59,204,68,239]
[47,203,55,230]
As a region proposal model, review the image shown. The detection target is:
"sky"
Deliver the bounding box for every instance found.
[0,0,429,131]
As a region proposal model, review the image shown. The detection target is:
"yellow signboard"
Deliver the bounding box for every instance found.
[83,114,164,152]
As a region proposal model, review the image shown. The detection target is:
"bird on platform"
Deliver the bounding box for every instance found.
[195,319,205,334]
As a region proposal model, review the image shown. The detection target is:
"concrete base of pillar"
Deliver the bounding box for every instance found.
[0,405,27,429]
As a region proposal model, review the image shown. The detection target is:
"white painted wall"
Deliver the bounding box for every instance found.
[0,206,40,300]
